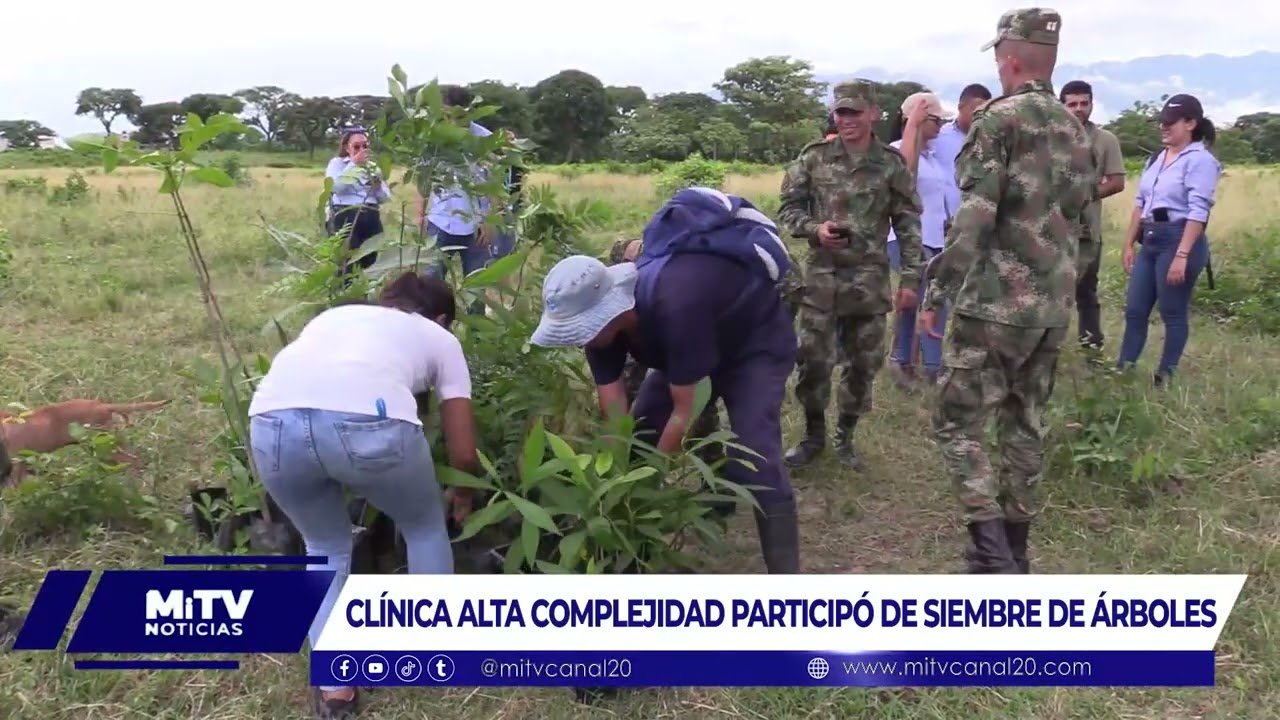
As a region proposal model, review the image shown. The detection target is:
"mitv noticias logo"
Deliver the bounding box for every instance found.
[144,589,254,638]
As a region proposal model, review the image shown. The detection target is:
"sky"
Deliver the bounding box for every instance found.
[5,0,1278,136]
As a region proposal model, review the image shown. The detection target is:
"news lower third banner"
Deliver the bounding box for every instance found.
[309,574,1245,688]
[11,564,1247,687]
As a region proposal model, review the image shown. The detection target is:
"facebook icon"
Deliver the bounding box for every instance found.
[330,654,358,683]
[426,654,455,682]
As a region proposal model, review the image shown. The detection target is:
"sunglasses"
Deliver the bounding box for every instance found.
[350,142,368,150]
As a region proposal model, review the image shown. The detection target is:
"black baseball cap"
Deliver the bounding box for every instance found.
[1159,94,1204,124]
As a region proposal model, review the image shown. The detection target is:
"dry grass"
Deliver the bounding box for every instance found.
[0,164,1277,719]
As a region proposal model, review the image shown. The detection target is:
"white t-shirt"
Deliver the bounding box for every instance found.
[248,304,472,426]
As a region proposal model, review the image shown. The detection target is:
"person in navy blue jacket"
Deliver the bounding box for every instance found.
[530,188,800,574]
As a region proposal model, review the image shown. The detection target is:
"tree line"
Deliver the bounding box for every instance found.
[2,55,1279,164]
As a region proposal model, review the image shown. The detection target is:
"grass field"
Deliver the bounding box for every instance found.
[1,160,1278,719]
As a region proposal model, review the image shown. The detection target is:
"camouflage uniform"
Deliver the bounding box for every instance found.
[777,80,925,469]
[924,8,1097,574]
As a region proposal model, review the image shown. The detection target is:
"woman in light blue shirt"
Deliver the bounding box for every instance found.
[325,127,391,281]
[887,92,955,386]
[1116,94,1222,386]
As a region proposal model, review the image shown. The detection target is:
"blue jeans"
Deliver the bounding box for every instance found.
[248,408,452,691]
[423,222,491,315]
[489,211,518,260]
[1116,223,1209,378]
[422,222,490,280]
[888,241,947,373]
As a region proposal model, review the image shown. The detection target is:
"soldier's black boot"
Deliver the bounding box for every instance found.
[1004,521,1031,573]
[832,413,864,470]
[784,412,825,468]
[0,435,11,487]
[965,520,1020,574]
[754,499,800,573]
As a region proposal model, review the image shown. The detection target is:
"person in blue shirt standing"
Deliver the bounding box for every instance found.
[325,128,391,281]
[1116,94,1222,386]
[886,91,956,387]
[931,83,993,194]
[415,86,493,309]
[529,188,801,575]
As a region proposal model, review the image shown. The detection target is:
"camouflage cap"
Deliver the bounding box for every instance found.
[980,8,1062,51]
[832,80,876,112]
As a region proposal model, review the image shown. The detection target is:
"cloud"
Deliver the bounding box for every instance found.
[3,0,1279,135]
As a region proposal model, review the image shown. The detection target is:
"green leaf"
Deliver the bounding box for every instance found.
[691,377,714,421]
[589,466,658,506]
[593,452,614,476]
[520,518,540,569]
[190,166,235,187]
[69,138,110,155]
[102,148,120,173]
[158,170,178,195]
[461,249,527,289]
[503,539,526,574]
[546,431,585,484]
[518,418,547,489]
[391,63,408,87]
[435,465,494,491]
[454,499,514,542]
[506,493,559,535]
[535,560,570,574]
[557,530,587,568]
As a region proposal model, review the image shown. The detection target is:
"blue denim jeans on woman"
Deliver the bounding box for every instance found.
[888,241,947,373]
[1116,222,1210,378]
[248,408,452,691]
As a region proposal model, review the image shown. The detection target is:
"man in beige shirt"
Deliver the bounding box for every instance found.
[1061,79,1126,350]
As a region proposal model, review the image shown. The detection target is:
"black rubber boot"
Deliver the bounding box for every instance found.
[832,414,864,470]
[965,520,1020,574]
[0,435,11,487]
[1004,521,1031,574]
[573,687,619,704]
[311,688,358,719]
[784,412,826,468]
[754,499,801,573]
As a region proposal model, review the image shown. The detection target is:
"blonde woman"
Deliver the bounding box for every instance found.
[886,92,955,386]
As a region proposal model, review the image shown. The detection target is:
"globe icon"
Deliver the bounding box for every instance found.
[807,657,830,680]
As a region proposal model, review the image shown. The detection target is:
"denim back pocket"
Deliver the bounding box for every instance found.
[334,417,405,473]
[248,415,283,474]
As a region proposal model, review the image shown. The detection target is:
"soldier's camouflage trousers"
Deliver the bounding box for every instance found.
[932,316,1066,525]
[793,307,887,421]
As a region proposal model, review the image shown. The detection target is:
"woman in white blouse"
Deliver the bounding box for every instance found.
[887,92,956,387]
[325,128,391,280]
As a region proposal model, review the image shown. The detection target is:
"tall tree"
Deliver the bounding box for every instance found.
[280,97,346,158]
[869,80,930,139]
[1248,119,1280,164]
[180,93,246,121]
[0,120,55,148]
[528,69,614,162]
[234,86,300,144]
[466,81,534,136]
[128,102,187,148]
[1104,99,1164,158]
[714,56,827,127]
[337,95,390,128]
[606,85,648,119]
[74,88,142,135]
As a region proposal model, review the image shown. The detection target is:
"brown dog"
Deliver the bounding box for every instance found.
[0,399,170,486]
